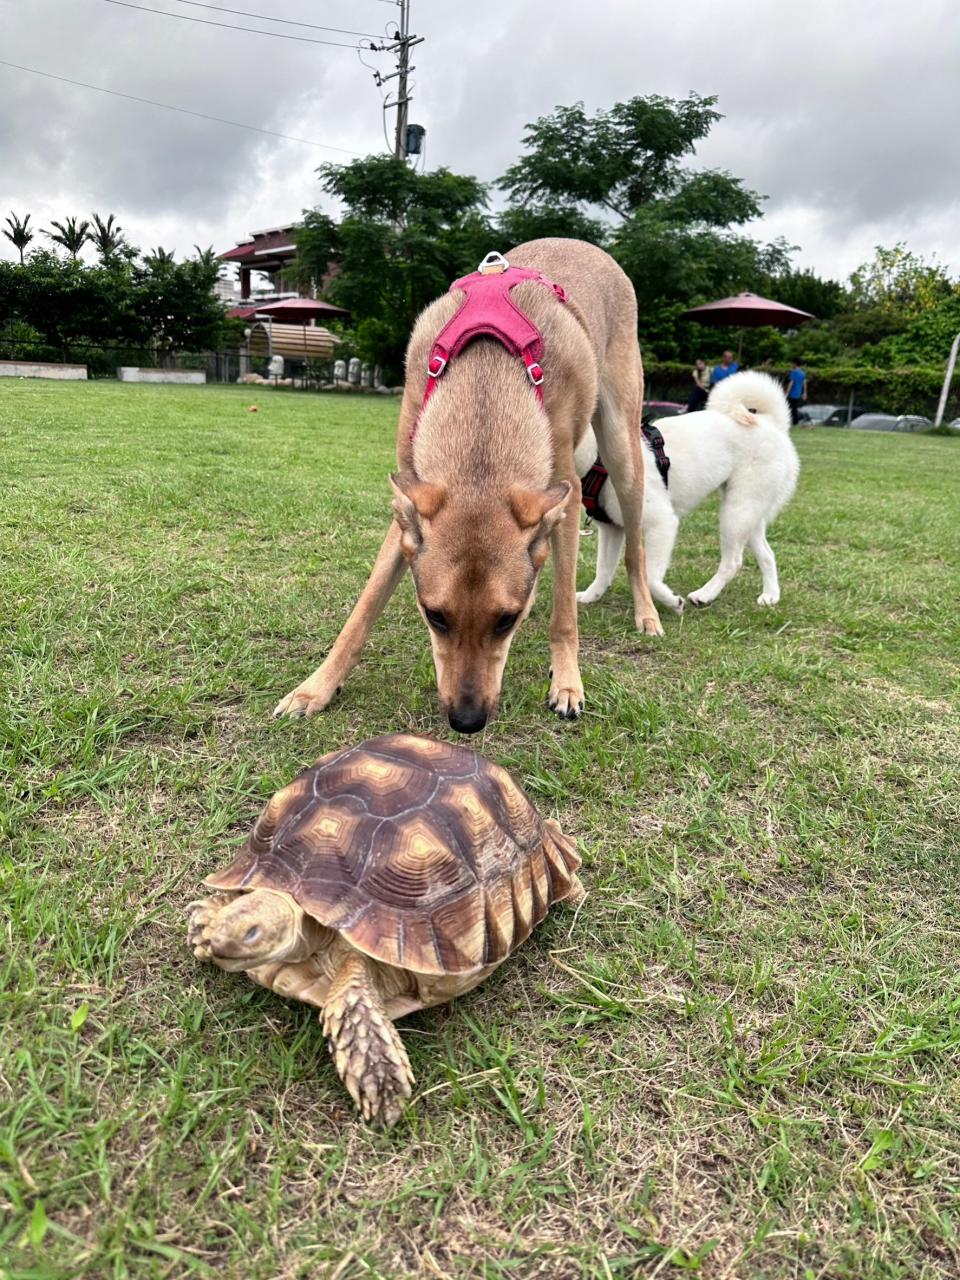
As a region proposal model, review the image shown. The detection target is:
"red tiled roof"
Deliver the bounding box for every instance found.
[219,225,300,264]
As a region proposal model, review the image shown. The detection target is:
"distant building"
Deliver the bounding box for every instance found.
[213,273,240,305]
[219,225,300,301]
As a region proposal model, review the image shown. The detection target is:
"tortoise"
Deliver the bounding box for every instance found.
[187,732,583,1125]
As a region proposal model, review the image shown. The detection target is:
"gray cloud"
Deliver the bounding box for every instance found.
[2,0,958,281]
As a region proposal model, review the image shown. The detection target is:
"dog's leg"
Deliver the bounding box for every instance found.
[643,506,685,614]
[273,521,408,718]
[548,471,584,719]
[687,500,750,607]
[592,382,663,638]
[577,521,624,604]
[749,528,781,606]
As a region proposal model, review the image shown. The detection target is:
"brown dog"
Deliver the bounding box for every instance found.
[274,238,663,733]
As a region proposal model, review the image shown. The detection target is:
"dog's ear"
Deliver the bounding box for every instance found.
[508,482,572,532]
[509,482,572,569]
[389,472,447,557]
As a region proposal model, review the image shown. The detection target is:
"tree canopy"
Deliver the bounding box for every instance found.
[0,244,225,361]
[296,156,492,378]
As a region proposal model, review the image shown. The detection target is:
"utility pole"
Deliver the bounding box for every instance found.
[370,1,423,160]
[393,0,410,159]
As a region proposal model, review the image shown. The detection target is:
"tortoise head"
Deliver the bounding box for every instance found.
[201,889,313,970]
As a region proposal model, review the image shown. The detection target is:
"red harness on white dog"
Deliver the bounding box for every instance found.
[412,251,566,441]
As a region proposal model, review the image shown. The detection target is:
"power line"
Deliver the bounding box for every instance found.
[0,59,364,154]
[100,0,378,48]
[168,0,379,40]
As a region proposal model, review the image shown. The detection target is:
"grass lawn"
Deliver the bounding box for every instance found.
[2,379,959,1280]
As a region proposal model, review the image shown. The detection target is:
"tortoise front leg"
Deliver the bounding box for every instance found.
[186,892,239,963]
[322,949,414,1126]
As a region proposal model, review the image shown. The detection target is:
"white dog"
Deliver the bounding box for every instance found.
[575,371,800,612]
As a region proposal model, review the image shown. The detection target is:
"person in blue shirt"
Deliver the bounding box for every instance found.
[785,359,807,425]
[712,350,739,384]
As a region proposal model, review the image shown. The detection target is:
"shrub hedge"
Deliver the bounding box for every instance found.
[643,360,959,416]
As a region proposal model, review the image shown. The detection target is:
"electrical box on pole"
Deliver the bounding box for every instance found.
[405,123,425,156]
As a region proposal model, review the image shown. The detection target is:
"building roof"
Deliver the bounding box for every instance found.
[219,225,300,266]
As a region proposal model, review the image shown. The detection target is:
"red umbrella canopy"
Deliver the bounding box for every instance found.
[227,298,350,323]
[681,292,814,329]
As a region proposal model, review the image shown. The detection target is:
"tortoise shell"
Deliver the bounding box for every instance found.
[205,733,580,977]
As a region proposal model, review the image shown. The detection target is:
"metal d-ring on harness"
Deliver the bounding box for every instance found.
[580,416,670,527]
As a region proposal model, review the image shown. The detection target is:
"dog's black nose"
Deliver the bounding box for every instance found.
[448,705,488,735]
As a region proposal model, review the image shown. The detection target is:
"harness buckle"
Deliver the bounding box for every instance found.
[526,361,544,386]
[477,250,510,274]
[427,354,447,378]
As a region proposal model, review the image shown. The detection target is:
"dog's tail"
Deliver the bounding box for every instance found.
[706,371,792,431]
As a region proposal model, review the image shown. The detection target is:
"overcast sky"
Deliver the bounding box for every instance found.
[2,0,958,285]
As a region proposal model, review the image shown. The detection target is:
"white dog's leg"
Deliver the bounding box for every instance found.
[687,499,750,607]
[750,529,781,606]
[643,505,684,614]
[577,521,624,604]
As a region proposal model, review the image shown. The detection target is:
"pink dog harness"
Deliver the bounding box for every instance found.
[413,251,566,440]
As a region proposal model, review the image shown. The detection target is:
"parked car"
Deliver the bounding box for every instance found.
[796,403,840,424]
[823,404,870,425]
[849,413,931,432]
[798,403,871,425]
[643,400,685,418]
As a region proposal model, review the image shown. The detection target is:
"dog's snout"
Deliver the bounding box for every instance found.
[447,702,489,735]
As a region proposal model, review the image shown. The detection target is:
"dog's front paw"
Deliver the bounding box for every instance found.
[757,591,780,607]
[576,586,604,605]
[636,609,665,637]
[273,674,341,719]
[686,590,711,609]
[547,671,584,721]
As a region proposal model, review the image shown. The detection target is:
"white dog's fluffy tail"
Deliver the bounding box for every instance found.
[706,371,792,431]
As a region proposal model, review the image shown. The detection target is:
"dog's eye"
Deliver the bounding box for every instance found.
[423,607,450,633]
[493,611,520,636]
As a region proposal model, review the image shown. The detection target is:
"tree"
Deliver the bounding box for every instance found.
[145,246,176,268]
[131,248,224,359]
[3,212,34,264]
[46,216,92,259]
[497,95,791,358]
[297,155,493,378]
[501,94,739,221]
[0,249,130,352]
[495,203,608,250]
[849,243,953,318]
[193,245,218,269]
[0,244,226,362]
[90,213,131,263]
[759,268,848,321]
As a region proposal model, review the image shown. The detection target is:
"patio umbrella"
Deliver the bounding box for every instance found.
[227,298,350,323]
[681,291,814,359]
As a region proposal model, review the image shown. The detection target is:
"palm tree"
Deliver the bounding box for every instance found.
[3,212,34,264]
[90,212,127,262]
[145,246,176,268]
[46,216,92,259]
[193,245,218,269]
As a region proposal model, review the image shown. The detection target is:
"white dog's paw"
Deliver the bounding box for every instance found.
[576,586,604,605]
[671,595,685,615]
[687,590,711,608]
[757,591,780,607]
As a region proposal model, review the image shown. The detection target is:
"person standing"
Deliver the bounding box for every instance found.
[785,358,807,425]
[711,349,739,385]
[686,358,710,411]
